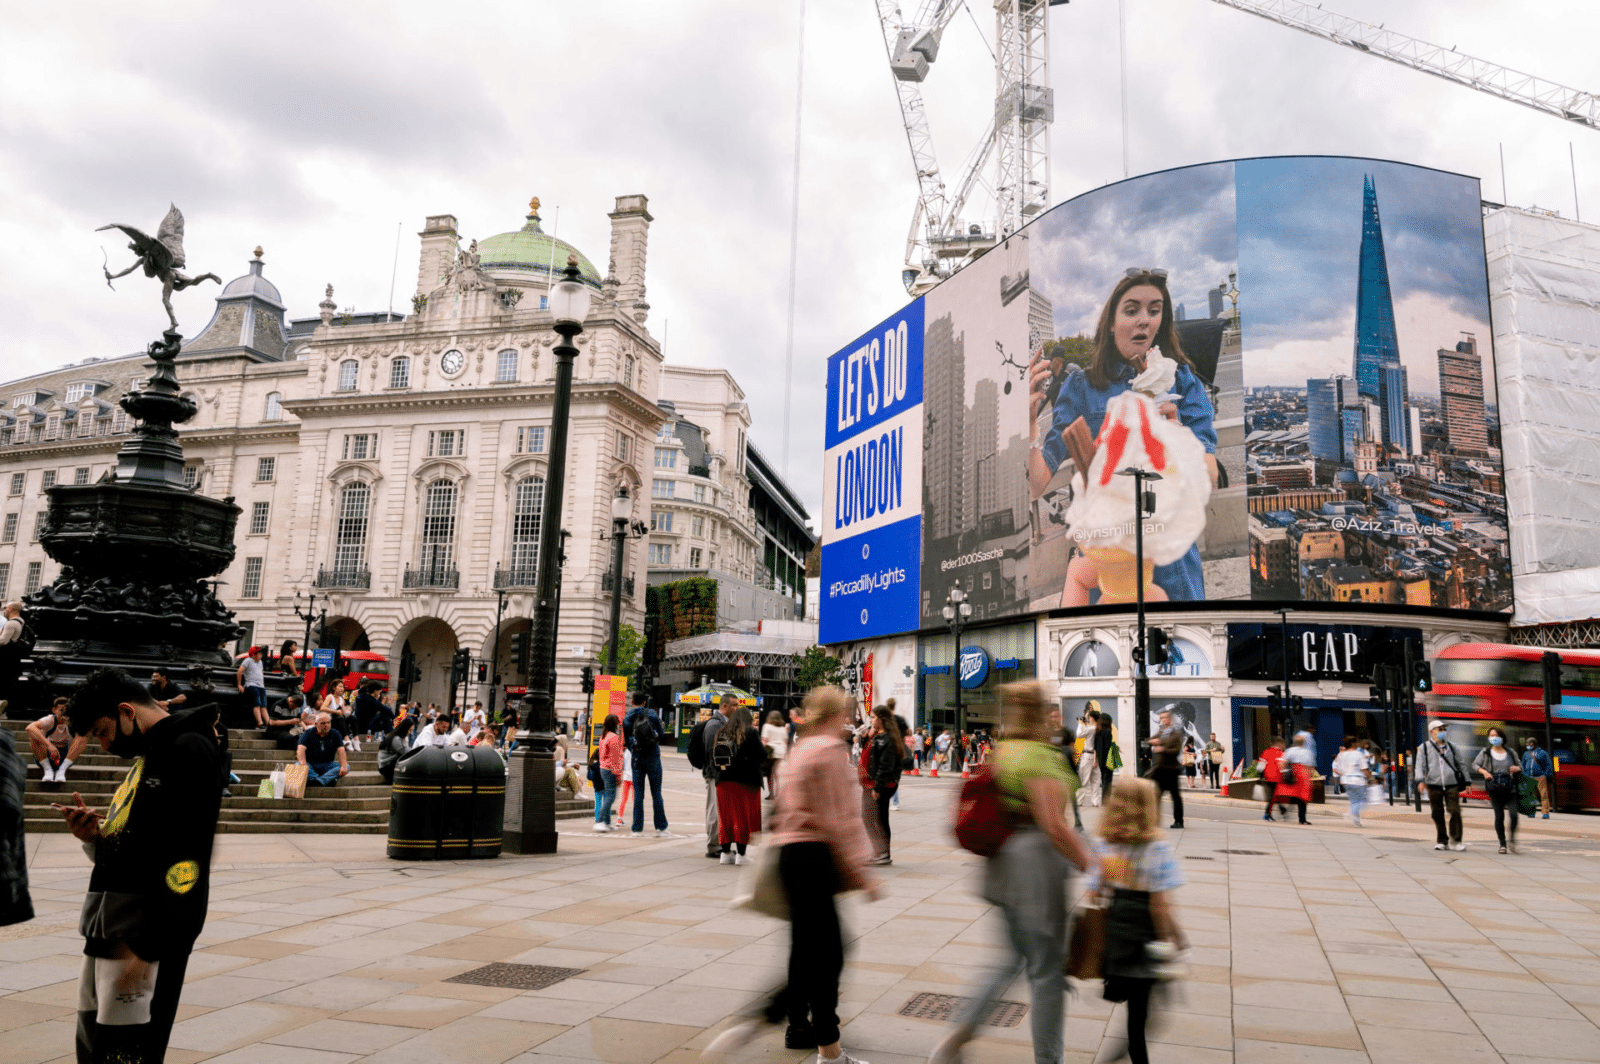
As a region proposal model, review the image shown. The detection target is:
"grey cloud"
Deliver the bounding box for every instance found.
[1236,157,1488,349]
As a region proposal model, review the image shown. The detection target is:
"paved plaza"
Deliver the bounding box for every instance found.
[7,754,1600,1064]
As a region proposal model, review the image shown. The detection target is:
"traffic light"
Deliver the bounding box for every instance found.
[475,663,488,684]
[450,648,471,685]
[336,651,351,677]
[1412,661,1433,693]
[1145,627,1170,666]
[1369,686,1385,709]
[1542,651,1562,707]
[580,666,595,694]
[508,631,528,673]
[641,614,660,679]
[1290,695,1304,715]
[1266,684,1282,715]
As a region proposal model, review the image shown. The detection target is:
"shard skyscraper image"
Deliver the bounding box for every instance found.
[1352,174,1402,406]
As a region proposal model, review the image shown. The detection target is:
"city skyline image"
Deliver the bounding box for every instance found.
[1236,158,1496,408]
[1240,157,1510,612]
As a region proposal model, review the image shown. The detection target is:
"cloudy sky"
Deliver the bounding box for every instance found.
[2,0,1594,521]
[1032,159,1237,337]
[1237,157,1494,402]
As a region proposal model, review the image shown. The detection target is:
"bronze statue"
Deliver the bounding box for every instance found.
[98,204,221,330]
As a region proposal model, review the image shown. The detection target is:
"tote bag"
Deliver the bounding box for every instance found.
[732,844,789,921]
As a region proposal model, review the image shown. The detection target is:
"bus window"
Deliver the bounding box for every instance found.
[1559,664,1600,691]
[1551,726,1600,767]
[1434,658,1543,687]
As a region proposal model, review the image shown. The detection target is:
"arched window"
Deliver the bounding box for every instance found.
[510,475,544,577]
[389,356,410,389]
[496,349,518,382]
[420,478,457,572]
[334,482,370,572]
[338,360,359,392]
[264,391,282,421]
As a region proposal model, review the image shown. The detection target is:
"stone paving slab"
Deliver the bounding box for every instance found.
[9,757,1600,1063]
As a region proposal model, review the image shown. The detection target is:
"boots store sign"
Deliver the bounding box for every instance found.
[1226,623,1423,683]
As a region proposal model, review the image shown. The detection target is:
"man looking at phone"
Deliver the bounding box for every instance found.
[55,667,222,1064]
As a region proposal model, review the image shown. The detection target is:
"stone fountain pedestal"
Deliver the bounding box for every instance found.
[15,330,255,719]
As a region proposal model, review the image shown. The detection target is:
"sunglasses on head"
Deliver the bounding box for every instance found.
[1125,268,1168,280]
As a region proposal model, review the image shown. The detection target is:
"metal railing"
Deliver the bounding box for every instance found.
[493,566,539,589]
[313,566,370,589]
[402,565,459,589]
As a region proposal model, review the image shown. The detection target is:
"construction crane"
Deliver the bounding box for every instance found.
[1213,0,1600,132]
[878,0,1068,296]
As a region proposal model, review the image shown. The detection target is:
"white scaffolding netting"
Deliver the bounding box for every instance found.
[1486,207,1600,626]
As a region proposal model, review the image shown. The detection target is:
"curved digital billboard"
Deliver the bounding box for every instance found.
[821,156,1511,644]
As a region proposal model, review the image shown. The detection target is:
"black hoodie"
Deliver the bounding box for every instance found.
[78,704,222,962]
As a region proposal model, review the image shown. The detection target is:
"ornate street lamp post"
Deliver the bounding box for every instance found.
[941,585,972,771]
[1115,466,1160,773]
[605,487,633,675]
[504,256,590,855]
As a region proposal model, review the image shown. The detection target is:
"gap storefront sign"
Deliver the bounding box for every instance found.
[819,301,925,644]
[1227,623,1423,683]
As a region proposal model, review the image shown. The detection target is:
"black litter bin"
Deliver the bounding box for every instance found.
[387,744,505,860]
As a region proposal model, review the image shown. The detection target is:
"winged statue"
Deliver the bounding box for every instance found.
[98,204,221,331]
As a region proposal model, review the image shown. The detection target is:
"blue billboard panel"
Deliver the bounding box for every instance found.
[819,515,922,645]
[820,299,926,643]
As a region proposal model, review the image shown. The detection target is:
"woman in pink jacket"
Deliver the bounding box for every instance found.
[707,686,881,1064]
[593,714,623,833]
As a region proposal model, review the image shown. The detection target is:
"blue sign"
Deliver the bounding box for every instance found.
[818,516,922,645]
[311,648,337,669]
[819,299,926,644]
[958,645,989,689]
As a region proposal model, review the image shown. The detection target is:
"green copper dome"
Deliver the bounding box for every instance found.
[477,204,603,290]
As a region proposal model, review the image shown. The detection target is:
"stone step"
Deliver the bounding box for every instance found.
[26,802,596,834]
[25,778,397,800]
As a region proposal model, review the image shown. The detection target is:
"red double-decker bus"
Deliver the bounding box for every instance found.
[1425,643,1600,811]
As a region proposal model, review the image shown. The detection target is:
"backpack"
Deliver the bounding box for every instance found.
[686,718,711,770]
[632,712,659,757]
[712,733,735,771]
[0,620,35,677]
[953,763,1014,858]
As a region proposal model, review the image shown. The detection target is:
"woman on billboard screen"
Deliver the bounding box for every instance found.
[1028,269,1217,606]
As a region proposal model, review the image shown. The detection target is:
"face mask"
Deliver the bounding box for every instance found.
[107,712,146,760]
[1489,737,1504,747]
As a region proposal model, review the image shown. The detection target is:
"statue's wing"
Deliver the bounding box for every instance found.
[95,222,174,272]
[156,204,186,269]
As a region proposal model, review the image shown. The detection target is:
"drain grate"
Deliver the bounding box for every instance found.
[1217,848,1268,856]
[445,963,585,990]
[1183,855,1216,861]
[899,992,1027,1028]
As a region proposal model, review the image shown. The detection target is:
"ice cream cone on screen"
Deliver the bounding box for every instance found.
[1063,391,1211,602]
[1082,547,1157,604]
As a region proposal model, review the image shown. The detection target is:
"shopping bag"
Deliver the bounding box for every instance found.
[1517,774,1539,817]
[282,763,308,800]
[731,844,789,921]
[1367,784,1385,804]
[1066,904,1106,980]
[255,776,274,798]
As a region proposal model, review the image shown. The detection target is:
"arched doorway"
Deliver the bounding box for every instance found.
[321,616,370,652]
[393,618,458,709]
[481,618,535,720]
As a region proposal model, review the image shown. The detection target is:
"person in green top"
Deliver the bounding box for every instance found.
[930,682,1099,1064]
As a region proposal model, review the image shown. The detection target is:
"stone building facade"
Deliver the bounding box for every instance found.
[0,194,810,722]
